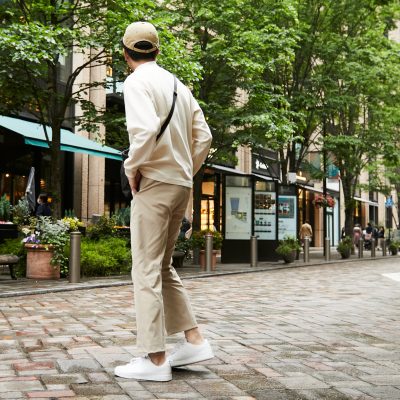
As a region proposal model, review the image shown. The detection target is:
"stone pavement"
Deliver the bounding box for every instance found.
[0,247,388,298]
[1,255,400,399]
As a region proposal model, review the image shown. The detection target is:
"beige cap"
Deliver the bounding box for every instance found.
[122,22,159,53]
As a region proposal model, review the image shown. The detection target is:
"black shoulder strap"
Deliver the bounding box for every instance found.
[156,74,178,142]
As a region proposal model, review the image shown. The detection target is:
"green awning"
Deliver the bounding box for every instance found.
[0,116,122,161]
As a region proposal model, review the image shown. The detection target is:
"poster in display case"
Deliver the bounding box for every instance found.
[278,195,297,239]
[254,192,276,240]
[225,185,252,240]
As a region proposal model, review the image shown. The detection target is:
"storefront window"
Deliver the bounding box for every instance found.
[278,185,297,240]
[225,176,252,240]
[254,180,276,240]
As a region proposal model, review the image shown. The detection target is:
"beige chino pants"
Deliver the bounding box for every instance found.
[130,177,197,354]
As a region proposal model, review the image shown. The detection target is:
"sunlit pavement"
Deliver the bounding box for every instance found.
[1,257,400,399]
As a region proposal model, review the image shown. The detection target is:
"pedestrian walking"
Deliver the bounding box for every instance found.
[377,226,385,250]
[299,220,313,246]
[353,224,362,248]
[114,22,213,382]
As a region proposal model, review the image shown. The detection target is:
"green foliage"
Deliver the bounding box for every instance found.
[114,207,130,227]
[174,236,191,259]
[388,240,400,253]
[62,217,84,232]
[12,197,31,226]
[86,215,116,240]
[337,236,353,258]
[190,230,223,250]
[0,195,11,222]
[35,217,70,269]
[80,237,131,276]
[276,236,301,257]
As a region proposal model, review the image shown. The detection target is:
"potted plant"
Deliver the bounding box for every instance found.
[190,230,223,270]
[388,240,399,255]
[22,217,69,279]
[337,236,353,259]
[172,236,191,268]
[275,236,301,263]
[312,194,336,209]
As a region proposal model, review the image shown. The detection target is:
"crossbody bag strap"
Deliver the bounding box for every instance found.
[156,74,178,141]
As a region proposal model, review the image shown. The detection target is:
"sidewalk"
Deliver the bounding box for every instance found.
[0,247,388,298]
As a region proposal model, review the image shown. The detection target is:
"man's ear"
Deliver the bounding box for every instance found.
[123,48,130,62]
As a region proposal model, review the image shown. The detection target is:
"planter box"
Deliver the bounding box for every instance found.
[25,244,60,280]
[199,250,218,270]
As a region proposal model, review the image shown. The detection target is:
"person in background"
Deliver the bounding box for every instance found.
[377,226,385,250]
[35,194,51,217]
[353,224,362,248]
[299,220,313,246]
[341,227,346,240]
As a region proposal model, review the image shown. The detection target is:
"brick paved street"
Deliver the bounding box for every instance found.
[1,258,400,399]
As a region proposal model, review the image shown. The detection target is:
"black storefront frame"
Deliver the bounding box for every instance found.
[221,174,281,263]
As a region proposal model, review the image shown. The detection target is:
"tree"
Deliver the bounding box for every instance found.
[164,0,298,230]
[0,0,200,217]
[317,1,400,235]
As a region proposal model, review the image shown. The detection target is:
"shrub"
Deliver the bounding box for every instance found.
[12,197,31,226]
[86,215,116,240]
[190,230,223,250]
[80,237,131,276]
[275,236,301,257]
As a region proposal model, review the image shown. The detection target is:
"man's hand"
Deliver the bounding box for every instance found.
[128,171,142,195]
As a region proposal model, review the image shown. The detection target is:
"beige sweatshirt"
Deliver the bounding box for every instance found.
[123,61,212,188]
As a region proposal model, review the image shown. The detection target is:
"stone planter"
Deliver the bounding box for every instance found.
[282,250,297,264]
[25,244,60,280]
[199,250,217,270]
[172,250,185,268]
[339,248,351,259]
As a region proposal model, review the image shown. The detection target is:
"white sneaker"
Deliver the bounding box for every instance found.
[114,356,172,381]
[168,339,214,367]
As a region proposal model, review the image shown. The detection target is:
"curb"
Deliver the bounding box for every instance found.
[0,255,391,298]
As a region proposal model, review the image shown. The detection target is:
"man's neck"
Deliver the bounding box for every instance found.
[129,59,155,72]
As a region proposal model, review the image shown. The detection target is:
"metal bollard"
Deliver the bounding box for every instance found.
[250,235,258,267]
[205,233,214,272]
[358,238,364,258]
[325,237,331,261]
[303,237,310,263]
[371,238,376,258]
[382,240,387,256]
[69,231,81,283]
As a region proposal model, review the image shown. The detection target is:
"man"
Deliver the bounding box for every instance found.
[114,22,213,382]
[299,220,313,246]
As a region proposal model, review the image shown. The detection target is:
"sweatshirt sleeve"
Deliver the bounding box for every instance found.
[123,77,160,179]
[191,97,212,176]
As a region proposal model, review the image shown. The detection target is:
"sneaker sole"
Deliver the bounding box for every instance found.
[169,351,214,368]
[114,371,172,381]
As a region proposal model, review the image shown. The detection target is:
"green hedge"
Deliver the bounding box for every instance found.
[80,237,131,277]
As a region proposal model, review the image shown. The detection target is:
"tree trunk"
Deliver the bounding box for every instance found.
[50,125,62,219]
[341,175,357,237]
